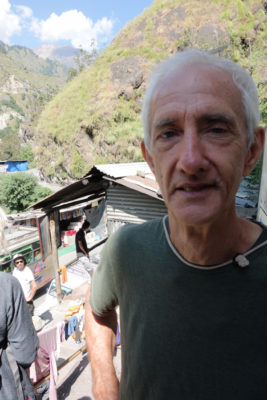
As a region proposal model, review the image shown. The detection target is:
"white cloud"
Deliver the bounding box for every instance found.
[0,0,21,43]
[31,9,114,50]
[14,5,33,19]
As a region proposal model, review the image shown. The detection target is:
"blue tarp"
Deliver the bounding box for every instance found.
[5,161,28,172]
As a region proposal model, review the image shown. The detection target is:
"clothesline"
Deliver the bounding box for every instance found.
[34,344,87,390]
[30,307,85,399]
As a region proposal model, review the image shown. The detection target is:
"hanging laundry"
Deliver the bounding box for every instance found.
[64,315,78,340]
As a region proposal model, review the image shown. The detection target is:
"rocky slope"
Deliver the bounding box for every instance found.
[33,0,267,182]
[34,44,79,68]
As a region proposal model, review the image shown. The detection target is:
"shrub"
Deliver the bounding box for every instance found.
[0,173,53,213]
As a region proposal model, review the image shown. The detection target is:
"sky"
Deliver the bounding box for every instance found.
[0,0,153,51]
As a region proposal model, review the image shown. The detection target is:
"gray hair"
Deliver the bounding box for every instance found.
[141,49,260,149]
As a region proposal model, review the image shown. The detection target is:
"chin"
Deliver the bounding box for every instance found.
[170,204,224,226]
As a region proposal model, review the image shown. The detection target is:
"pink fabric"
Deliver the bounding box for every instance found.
[29,322,65,400]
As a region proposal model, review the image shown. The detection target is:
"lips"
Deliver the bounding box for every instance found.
[176,182,216,192]
[182,186,208,192]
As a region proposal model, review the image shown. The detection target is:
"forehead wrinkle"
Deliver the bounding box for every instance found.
[149,65,246,140]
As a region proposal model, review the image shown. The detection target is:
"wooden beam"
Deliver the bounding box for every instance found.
[49,218,62,302]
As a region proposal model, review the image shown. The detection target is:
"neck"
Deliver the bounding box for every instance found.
[168,213,262,265]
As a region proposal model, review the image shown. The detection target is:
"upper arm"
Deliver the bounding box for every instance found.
[31,279,37,291]
[27,268,37,291]
[86,286,117,334]
[85,286,117,367]
[90,233,121,316]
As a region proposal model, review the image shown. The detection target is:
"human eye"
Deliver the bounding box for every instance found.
[161,130,176,139]
[210,127,227,134]
[152,120,183,148]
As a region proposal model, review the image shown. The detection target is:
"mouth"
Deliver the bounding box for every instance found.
[176,183,216,193]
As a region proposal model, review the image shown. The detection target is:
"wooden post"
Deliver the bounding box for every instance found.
[50,219,62,303]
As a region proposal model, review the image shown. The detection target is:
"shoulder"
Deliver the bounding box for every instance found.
[0,272,23,295]
[76,229,83,238]
[25,266,34,278]
[119,217,163,238]
[106,218,165,254]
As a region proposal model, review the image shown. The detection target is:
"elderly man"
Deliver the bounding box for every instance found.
[85,50,266,399]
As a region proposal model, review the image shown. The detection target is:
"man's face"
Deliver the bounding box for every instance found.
[15,258,26,270]
[142,64,258,227]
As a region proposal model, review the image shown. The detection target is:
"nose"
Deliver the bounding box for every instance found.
[176,130,209,175]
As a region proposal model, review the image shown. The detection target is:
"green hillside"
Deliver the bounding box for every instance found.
[0,41,68,84]
[34,0,267,181]
[0,42,68,161]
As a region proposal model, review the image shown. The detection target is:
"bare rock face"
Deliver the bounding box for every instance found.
[19,124,34,142]
[0,111,24,130]
[0,75,29,94]
[110,56,144,100]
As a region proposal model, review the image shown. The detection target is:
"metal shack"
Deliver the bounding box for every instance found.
[31,162,167,243]
[95,162,167,233]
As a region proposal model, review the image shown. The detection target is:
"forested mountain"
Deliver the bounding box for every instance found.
[19,1,267,181]
[0,41,68,161]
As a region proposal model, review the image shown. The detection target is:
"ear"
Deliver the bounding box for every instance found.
[141,140,155,174]
[243,127,265,177]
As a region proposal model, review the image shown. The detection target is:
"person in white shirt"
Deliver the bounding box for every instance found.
[12,253,37,316]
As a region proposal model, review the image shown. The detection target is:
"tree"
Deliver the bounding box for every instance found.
[0,173,53,213]
[18,143,35,168]
[0,134,21,160]
[67,67,78,82]
[74,40,98,72]
[66,41,98,82]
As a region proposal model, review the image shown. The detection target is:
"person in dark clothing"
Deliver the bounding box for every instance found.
[75,220,92,282]
[0,272,39,399]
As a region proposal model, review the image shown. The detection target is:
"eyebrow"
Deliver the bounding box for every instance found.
[153,118,177,130]
[198,113,234,125]
[154,114,235,129]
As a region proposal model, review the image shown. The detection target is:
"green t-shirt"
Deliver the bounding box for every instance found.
[90,217,267,400]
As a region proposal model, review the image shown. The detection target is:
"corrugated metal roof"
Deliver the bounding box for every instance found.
[58,196,104,213]
[31,177,106,210]
[106,185,167,225]
[94,162,161,198]
[95,162,151,178]
[31,163,161,210]
[7,210,45,221]
[123,175,159,194]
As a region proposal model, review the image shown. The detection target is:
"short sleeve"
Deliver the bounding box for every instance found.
[76,230,83,242]
[90,230,121,316]
[25,266,34,281]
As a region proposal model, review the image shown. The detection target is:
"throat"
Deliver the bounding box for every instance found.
[168,217,263,266]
